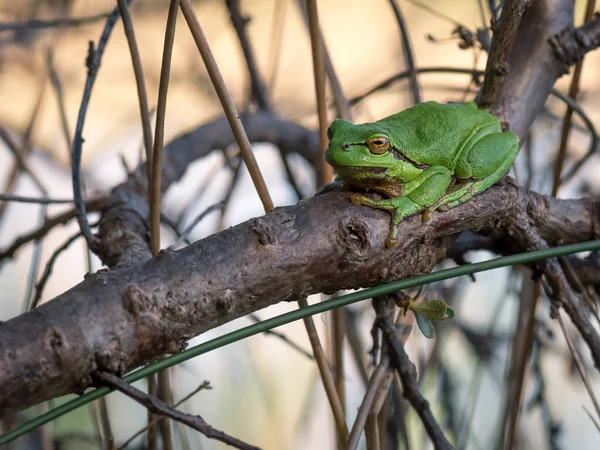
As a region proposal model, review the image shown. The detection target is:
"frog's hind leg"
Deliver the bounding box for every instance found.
[423,131,519,220]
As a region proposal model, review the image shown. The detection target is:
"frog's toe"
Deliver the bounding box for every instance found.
[422,209,433,222]
[350,193,363,205]
[385,236,397,248]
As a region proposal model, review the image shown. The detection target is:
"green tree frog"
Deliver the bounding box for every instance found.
[324,101,519,248]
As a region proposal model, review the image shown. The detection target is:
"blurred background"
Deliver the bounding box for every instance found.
[1,0,599,449]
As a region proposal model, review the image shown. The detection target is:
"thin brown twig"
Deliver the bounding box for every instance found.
[0,194,74,204]
[551,0,597,196]
[149,3,180,447]
[347,310,413,450]
[180,0,274,213]
[556,311,600,428]
[170,202,224,249]
[71,4,125,248]
[93,372,260,450]
[225,0,270,111]
[298,297,349,446]
[0,12,111,32]
[117,0,154,189]
[502,273,540,450]
[118,381,212,450]
[305,0,331,187]
[294,0,352,121]
[151,0,179,257]
[47,49,72,150]
[374,299,452,449]
[97,396,115,450]
[30,231,83,310]
[388,0,421,104]
[0,198,106,262]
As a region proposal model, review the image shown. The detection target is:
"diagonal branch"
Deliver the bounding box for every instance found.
[93,371,260,450]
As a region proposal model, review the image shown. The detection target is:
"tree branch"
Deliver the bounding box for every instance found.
[1,177,599,418]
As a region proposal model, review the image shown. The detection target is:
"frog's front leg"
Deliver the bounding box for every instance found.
[351,166,452,247]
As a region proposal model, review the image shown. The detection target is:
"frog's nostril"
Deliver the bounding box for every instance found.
[343,144,350,150]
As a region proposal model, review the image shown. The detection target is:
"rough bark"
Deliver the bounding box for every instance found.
[1,178,599,417]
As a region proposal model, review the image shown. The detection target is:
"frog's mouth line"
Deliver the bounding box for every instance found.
[330,165,388,174]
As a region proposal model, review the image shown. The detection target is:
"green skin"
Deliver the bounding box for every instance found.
[323,101,519,248]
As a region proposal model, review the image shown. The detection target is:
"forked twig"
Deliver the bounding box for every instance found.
[93,372,260,450]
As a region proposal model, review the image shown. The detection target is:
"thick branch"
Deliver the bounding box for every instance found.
[0,178,598,418]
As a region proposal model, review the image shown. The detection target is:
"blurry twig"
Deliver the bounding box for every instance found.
[374,298,452,449]
[0,198,105,262]
[0,194,74,204]
[247,314,314,360]
[93,372,260,450]
[388,0,421,104]
[171,202,223,249]
[556,312,600,424]
[71,4,127,248]
[305,0,330,186]
[47,50,72,149]
[180,0,274,213]
[0,12,111,32]
[118,0,154,188]
[225,0,270,111]
[30,232,83,310]
[118,381,212,450]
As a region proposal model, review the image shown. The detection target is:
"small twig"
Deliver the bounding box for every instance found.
[265,0,288,94]
[225,0,271,111]
[478,0,529,112]
[117,0,154,188]
[180,0,274,214]
[298,297,349,446]
[71,4,126,248]
[305,0,331,187]
[0,198,105,262]
[216,158,243,232]
[247,314,314,360]
[374,299,453,449]
[30,232,83,310]
[170,202,224,249]
[151,0,179,258]
[388,0,421,104]
[347,310,413,450]
[0,12,111,32]
[98,397,115,450]
[0,193,75,204]
[22,206,48,313]
[47,49,72,150]
[118,381,212,449]
[551,0,597,197]
[295,0,352,121]
[502,274,539,449]
[0,128,47,196]
[93,372,260,450]
[556,312,600,424]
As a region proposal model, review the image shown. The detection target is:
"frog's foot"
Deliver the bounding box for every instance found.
[349,194,422,248]
[423,185,476,221]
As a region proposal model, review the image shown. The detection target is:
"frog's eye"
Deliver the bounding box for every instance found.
[367,137,390,155]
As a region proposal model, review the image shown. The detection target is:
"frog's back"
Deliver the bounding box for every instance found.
[372,101,499,167]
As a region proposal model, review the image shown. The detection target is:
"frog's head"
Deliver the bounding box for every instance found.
[324,119,422,187]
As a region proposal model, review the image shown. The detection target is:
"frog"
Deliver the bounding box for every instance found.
[323,101,519,248]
